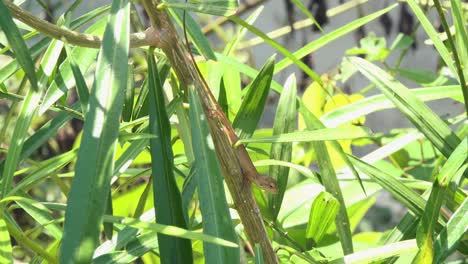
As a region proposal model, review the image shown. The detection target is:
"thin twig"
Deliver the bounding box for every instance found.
[4,1,154,48]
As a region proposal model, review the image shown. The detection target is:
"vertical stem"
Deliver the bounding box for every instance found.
[140,1,278,263]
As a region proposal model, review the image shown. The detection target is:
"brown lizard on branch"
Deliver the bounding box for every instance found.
[181,10,277,193]
[140,2,279,261]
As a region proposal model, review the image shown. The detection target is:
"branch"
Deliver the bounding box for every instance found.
[140,0,278,262]
[4,1,155,48]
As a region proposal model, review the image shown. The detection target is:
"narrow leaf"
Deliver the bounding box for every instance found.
[63,43,89,114]
[60,1,130,262]
[0,36,64,200]
[229,15,322,84]
[0,1,38,90]
[39,19,105,114]
[232,56,275,139]
[267,74,297,220]
[147,50,193,263]
[301,108,354,254]
[168,8,216,60]
[349,57,460,158]
[238,126,370,144]
[329,239,418,264]
[405,0,457,76]
[306,191,339,246]
[190,86,240,263]
[413,180,444,264]
[0,218,12,263]
[161,0,238,16]
[122,64,135,122]
[275,4,398,73]
[321,85,462,128]
[434,196,468,263]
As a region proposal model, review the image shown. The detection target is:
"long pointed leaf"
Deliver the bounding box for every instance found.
[0,1,38,90]
[232,56,275,139]
[275,4,398,73]
[147,50,193,263]
[267,74,297,220]
[60,1,130,262]
[190,86,240,263]
[349,57,460,158]
[301,108,354,254]
[0,218,12,263]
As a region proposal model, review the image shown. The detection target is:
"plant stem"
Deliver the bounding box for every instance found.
[432,0,468,115]
[4,1,153,48]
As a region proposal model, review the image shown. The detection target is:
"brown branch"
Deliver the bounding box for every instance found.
[4,1,155,48]
[140,1,278,263]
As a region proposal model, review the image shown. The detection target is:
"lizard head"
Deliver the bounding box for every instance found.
[255,176,278,193]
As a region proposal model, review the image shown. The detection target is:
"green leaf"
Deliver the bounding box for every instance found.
[190,85,240,263]
[147,50,193,263]
[9,149,77,196]
[348,57,461,158]
[229,15,322,84]
[224,6,263,55]
[290,0,323,32]
[39,19,105,114]
[47,203,238,248]
[434,196,468,263]
[306,191,339,246]
[63,43,90,114]
[0,89,42,200]
[19,103,80,163]
[232,56,275,139]
[300,112,354,254]
[215,54,365,194]
[346,33,390,61]
[60,1,130,262]
[267,74,297,220]
[405,0,457,77]
[168,8,216,60]
[413,180,443,264]
[321,85,462,128]
[0,38,45,85]
[11,196,63,240]
[237,126,371,144]
[450,0,468,81]
[122,64,135,122]
[329,239,418,264]
[275,4,398,73]
[93,231,159,263]
[0,218,12,264]
[395,68,457,87]
[0,1,38,90]
[133,179,153,218]
[416,138,468,263]
[254,244,264,264]
[3,211,57,262]
[104,214,238,248]
[0,5,105,86]
[161,0,238,16]
[0,37,64,202]
[390,33,414,51]
[253,159,316,179]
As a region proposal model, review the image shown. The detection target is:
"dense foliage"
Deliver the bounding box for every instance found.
[0,0,466,263]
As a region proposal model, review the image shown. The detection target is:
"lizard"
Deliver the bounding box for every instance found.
[181,11,278,193]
